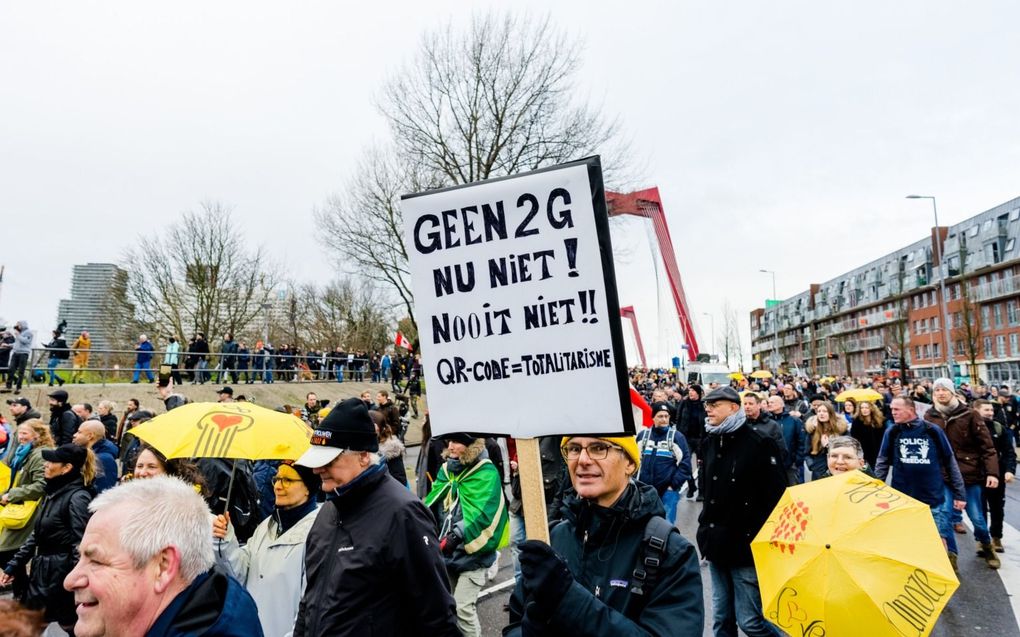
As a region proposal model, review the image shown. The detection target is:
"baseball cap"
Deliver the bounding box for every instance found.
[41,443,88,468]
[296,398,379,468]
[48,389,69,403]
[216,387,234,395]
[5,397,30,408]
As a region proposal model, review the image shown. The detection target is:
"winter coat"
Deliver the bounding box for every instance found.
[676,398,706,443]
[135,340,154,365]
[746,412,789,468]
[636,425,693,495]
[851,417,888,468]
[92,438,120,493]
[216,504,319,637]
[874,419,965,506]
[772,409,807,471]
[505,482,704,636]
[146,566,264,637]
[293,462,460,637]
[698,422,788,568]
[45,336,68,362]
[11,322,33,355]
[984,418,1017,477]
[5,476,93,625]
[424,440,509,575]
[99,413,118,441]
[804,415,848,474]
[926,402,999,486]
[49,404,80,447]
[0,445,50,553]
[163,341,180,365]
[71,335,91,366]
[379,437,408,486]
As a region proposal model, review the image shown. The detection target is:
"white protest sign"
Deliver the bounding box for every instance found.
[401,157,632,438]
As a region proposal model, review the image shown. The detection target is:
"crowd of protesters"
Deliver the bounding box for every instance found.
[0,342,1016,635]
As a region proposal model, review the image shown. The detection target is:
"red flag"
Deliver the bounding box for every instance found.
[394,332,413,351]
[630,386,653,428]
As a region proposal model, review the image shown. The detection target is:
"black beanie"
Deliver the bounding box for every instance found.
[443,432,478,446]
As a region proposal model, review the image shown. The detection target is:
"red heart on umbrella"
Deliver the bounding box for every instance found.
[876,502,890,510]
[211,414,243,432]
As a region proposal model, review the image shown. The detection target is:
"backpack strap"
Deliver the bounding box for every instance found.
[667,426,681,466]
[628,516,674,602]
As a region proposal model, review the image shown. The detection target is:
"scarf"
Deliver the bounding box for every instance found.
[10,443,33,474]
[425,455,509,555]
[44,468,82,495]
[705,408,747,436]
[934,398,960,415]
[272,496,317,535]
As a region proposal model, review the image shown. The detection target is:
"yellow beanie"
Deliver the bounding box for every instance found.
[561,435,641,468]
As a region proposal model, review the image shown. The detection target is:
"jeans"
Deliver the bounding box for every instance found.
[46,357,63,384]
[708,562,780,637]
[661,489,679,524]
[335,364,344,382]
[508,510,526,580]
[943,484,991,553]
[132,362,154,383]
[195,359,209,384]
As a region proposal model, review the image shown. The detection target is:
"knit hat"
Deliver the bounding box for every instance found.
[561,435,641,468]
[933,378,956,393]
[279,461,322,494]
[650,402,673,417]
[296,397,379,468]
[689,384,704,398]
[442,432,478,446]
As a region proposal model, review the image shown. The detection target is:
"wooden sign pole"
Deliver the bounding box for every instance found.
[516,437,550,543]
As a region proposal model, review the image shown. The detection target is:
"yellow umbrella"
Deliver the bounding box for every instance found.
[750,370,773,379]
[728,372,745,380]
[129,402,313,461]
[752,470,958,637]
[835,388,884,403]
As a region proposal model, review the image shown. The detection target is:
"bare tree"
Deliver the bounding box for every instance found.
[283,279,393,354]
[124,202,277,344]
[318,12,630,321]
[953,245,982,376]
[718,301,742,368]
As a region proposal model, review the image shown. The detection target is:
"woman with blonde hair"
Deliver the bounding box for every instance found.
[0,420,55,598]
[0,443,95,631]
[805,401,848,479]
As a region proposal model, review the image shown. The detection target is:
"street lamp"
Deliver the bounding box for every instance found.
[907,195,954,380]
[759,269,778,370]
[702,312,715,363]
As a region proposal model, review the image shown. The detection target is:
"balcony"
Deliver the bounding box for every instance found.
[972,274,1020,303]
[842,336,885,352]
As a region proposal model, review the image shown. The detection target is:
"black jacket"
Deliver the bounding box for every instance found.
[510,436,568,517]
[506,482,704,636]
[6,476,93,625]
[746,411,790,468]
[985,418,1018,477]
[698,422,788,568]
[294,463,459,637]
[49,404,80,446]
[677,398,707,442]
[99,413,118,441]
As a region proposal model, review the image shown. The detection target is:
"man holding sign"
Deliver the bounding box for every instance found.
[401,158,705,634]
[505,434,704,634]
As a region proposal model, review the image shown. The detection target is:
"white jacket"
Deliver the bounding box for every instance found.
[215,505,319,637]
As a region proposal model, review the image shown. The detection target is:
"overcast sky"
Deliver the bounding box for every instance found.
[2,1,1018,368]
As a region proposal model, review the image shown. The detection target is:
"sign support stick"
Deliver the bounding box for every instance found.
[516,437,550,543]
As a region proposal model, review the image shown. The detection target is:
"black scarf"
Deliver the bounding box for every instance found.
[273,497,317,535]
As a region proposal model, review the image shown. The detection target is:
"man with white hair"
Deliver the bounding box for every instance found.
[64,476,262,637]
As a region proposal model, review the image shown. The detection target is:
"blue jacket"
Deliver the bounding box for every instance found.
[772,409,807,471]
[874,418,965,507]
[92,438,119,493]
[136,340,154,365]
[636,426,692,495]
[146,567,263,637]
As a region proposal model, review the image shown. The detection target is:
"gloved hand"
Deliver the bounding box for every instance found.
[518,540,573,616]
[440,533,462,555]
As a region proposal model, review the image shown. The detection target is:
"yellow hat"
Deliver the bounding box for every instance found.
[561,435,641,468]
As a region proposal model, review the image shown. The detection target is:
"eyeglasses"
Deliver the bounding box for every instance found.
[272,477,302,486]
[561,441,622,461]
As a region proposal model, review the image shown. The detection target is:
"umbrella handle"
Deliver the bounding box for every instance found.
[224,459,237,516]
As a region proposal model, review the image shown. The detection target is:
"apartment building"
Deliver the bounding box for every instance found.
[750,195,1020,384]
[55,263,129,351]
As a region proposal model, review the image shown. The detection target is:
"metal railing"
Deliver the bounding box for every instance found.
[3,346,411,388]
